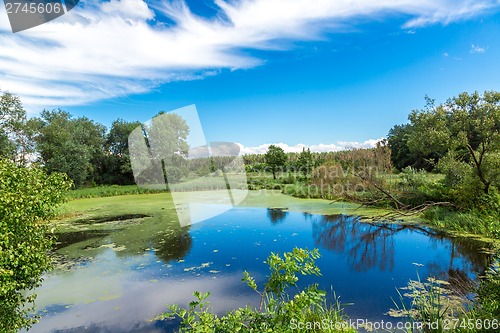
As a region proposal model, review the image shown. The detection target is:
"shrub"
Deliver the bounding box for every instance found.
[473,257,500,328]
[389,271,470,333]
[0,159,71,332]
[160,248,354,332]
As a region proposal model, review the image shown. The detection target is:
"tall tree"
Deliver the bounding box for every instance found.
[265,145,287,179]
[0,91,33,165]
[100,118,142,185]
[31,110,106,187]
[129,112,190,186]
[387,124,415,171]
[408,91,500,194]
[296,147,314,177]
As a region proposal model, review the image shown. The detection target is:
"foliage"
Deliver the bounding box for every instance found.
[390,271,470,333]
[129,112,190,186]
[65,184,167,200]
[391,167,447,206]
[246,172,292,191]
[264,145,287,180]
[387,123,440,171]
[165,166,184,184]
[408,91,500,195]
[0,91,33,165]
[296,148,314,177]
[98,118,142,185]
[30,110,106,188]
[473,258,500,326]
[436,154,483,208]
[0,159,71,332]
[161,248,354,333]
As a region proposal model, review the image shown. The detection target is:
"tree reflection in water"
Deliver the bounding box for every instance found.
[312,215,399,272]
[153,226,192,262]
[312,214,492,278]
[267,208,289,225]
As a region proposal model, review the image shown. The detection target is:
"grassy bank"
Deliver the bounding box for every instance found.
[65,184,167,200]
[58,189,393,223]
[422,207,500,241]
[246,171,500,241]
[64,181,500,242]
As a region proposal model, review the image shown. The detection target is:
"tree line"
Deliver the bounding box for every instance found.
[1,91,142,188]
[2,89,499,203]
[247,91,499,215]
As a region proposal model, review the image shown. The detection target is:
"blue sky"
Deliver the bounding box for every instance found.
[1,0,500,152]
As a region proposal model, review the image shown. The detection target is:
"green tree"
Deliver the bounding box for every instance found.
[0,159,71,332]
[0,91,33,165]
[296,147,314,177]
[129,112,190,186]
[264,145,287,179]
[31,110,106,187]
[100,118,142,185]
[387,124,437,171]
[408,91,500,195]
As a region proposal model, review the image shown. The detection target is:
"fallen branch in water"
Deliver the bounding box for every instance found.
[375,201,455,220]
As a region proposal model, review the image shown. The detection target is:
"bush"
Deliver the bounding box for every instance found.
[65,184,167,200]
[0,159,71,332]
[437,154,484,209]
[160,248,354,333]
[474,258,500,326]
[422,206,500,239]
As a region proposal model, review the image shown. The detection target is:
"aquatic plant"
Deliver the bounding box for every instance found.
[160,247,354,332]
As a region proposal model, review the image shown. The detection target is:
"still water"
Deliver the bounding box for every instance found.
[28,207,491,332]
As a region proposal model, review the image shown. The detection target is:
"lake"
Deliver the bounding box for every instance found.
[27,205,492,332]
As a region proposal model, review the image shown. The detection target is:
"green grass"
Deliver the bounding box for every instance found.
[65,185,167,200]
[56,189,393,224]
[422,207,500,240]
[57,191,174,221]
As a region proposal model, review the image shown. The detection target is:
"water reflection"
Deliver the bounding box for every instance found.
[312,214,491,276]
[313,215,399,271]
[54,230,111,250]
[153,227,192,262]
[267,208,288,224]
[54,213,193,265]
[30,208,493,333]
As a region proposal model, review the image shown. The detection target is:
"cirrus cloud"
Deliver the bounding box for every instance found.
[0,0,498,110]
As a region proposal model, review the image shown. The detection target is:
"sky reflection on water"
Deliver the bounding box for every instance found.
[27,207,491,332]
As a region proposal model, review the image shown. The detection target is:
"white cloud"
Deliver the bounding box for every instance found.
[402,0,499,28]
[0,0,498,110]
[237,138,384,155]
[471,43,487,53]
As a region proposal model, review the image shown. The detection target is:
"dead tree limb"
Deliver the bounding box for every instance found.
[348,171,455,219]
[354,171,407,209]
